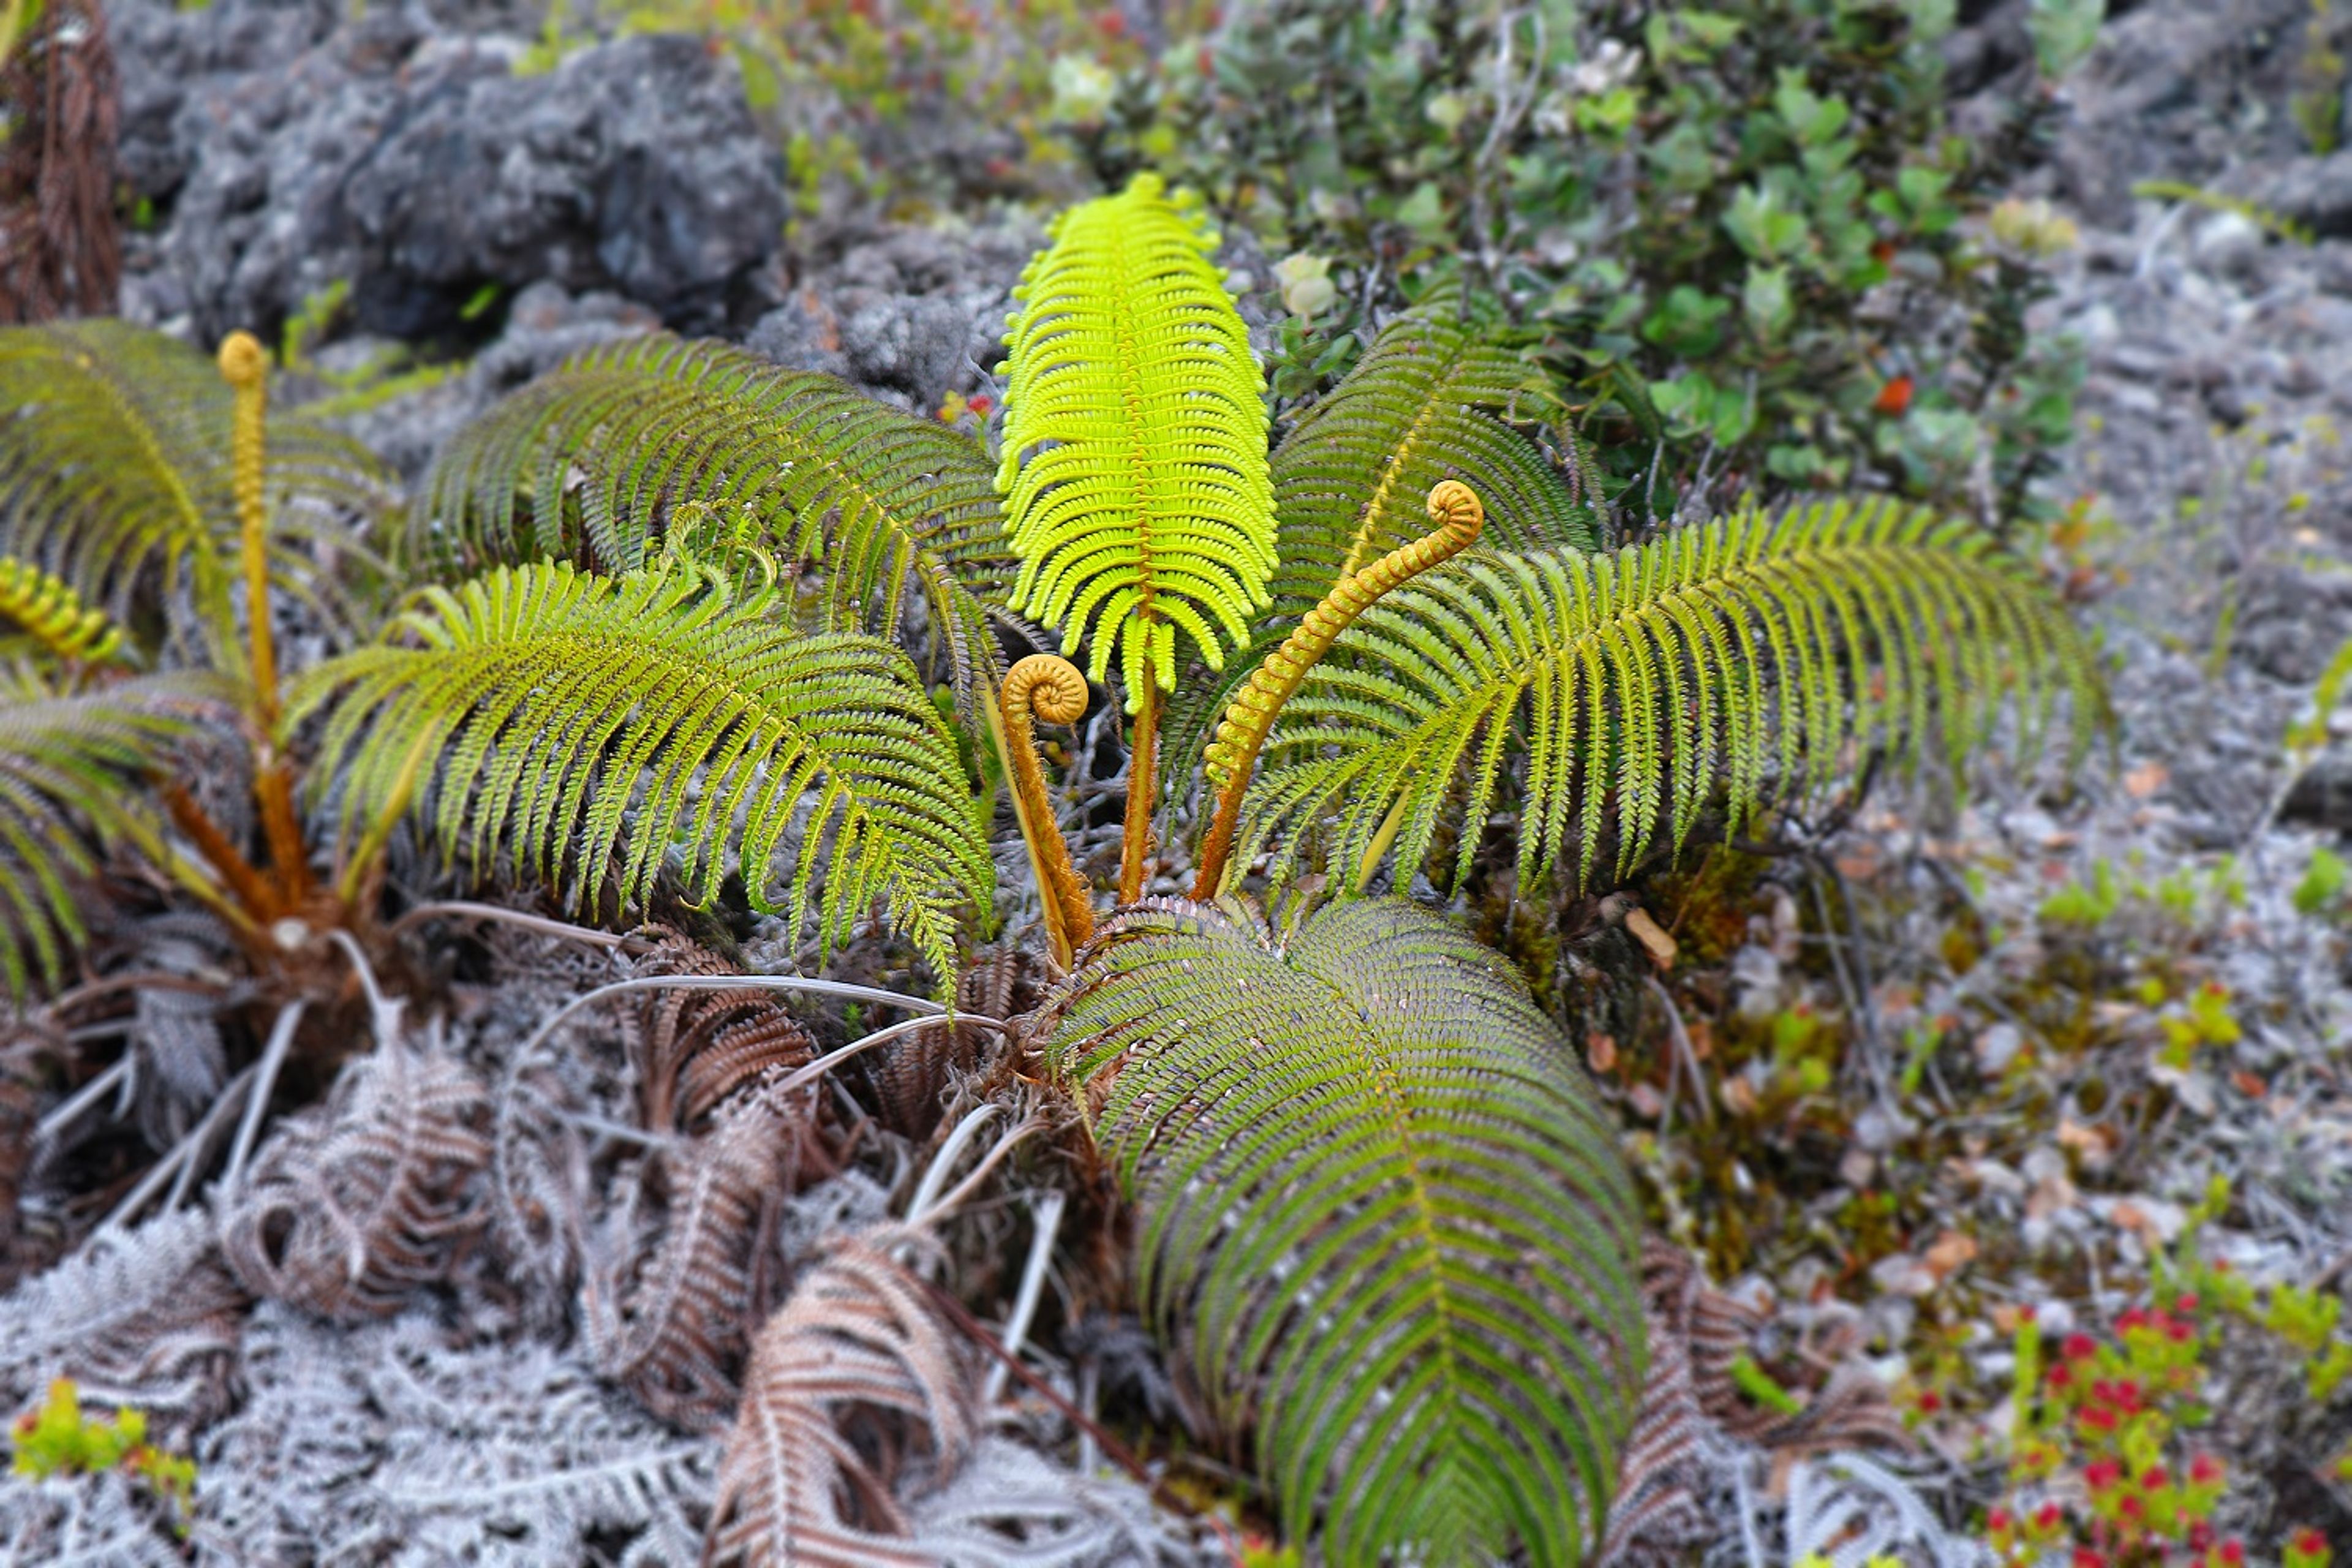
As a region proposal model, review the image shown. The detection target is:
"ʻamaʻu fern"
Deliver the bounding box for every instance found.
[0,320,391,659]
[995,173,1277,706]
[1034,895,1644,1568]
[1237,496,2101,894]
[410,334,1014,706]
[293,559,993,979]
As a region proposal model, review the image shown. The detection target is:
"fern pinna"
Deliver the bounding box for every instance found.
[410,334,1014,707]
[1033,895,1644,1568]
[294,557,992,979]
[1234,496,2101,895]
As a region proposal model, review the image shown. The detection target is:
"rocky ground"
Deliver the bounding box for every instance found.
[7,0,2352,1560]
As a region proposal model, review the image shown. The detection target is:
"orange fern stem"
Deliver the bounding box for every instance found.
[1000,654,1096,965]
[1118,674,1157,905]
[1191,480,1485,897]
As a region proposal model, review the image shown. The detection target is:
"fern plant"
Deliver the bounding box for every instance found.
[0,319,389,662]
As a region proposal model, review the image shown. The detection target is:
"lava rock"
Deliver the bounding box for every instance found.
[111,0,786,342]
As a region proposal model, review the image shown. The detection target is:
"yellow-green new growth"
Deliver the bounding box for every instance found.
[995,173,1277,709]
[0,555,121,665]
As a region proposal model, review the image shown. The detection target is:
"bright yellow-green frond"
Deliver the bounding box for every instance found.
[996,173,1276,708]
[1237,497,2103,894]
[292,559,993,981]
[1034,895,1644,1568]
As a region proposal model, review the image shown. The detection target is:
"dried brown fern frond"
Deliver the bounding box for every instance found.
[589,1089,793,1431]
[0,1030,34,1288]
[0,0,118,322]
[219,1040,492,1321]
[1599,1243,1724,1568]
[865,943,1044,1140]
[706,1226,976,1568]
[626,930,822,1142]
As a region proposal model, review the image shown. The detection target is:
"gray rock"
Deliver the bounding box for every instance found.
[110,0,786,343]
[2259,149,2352,239]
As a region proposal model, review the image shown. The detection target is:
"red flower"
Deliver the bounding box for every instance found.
[2191,1525,2215,1552]
[1917,1390,1943,1413]
[2141,1466,2169,1491]
[1096,10,1124,35]
[2293,1530,2329,1556]
[2075,1549,2109,1568]
[2047,1363,2074,1390]
[2190,1454,2223,1485]
[2035,1504,2065,1532]
[2119,1307,2149,1331]
[1989,1509,2013,1533]
[2167,1317,2194,1343]
[2120,1495,2146,1522]
[2220,1540,2246,1567]
[2062,1333,2098,1362]
[965,394,993,417]
[2079,1406,2117,1433]
[1873,375,1915,417]
[2086,1461,2123,1491]
[2175,1292,2199,1314]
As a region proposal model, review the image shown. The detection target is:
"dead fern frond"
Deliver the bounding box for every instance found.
[706,1227,976,1568]
[0,1208,245,1439]
[219,1041,492,1321]
[626,930,822,1142]
[589,1090,793,1431]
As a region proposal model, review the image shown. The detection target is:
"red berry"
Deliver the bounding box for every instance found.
[1989,1509,2013,1532]
[2142,1466,2169,1491]
[1917,1390,1942,1413]
[2075,1549,2108,1568]
[2086,1460,2122,1491]
[2293,1530,2328,1556]
[2190,1454,2223,1485]
[2175,1293,2199,1314]
[1873,375,1915,417]
[2036,1504,2065,1532]
[2063,1333,2098,1361]
[2220,1541,2245,1567]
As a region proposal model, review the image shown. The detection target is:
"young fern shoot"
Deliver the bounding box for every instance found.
[1192,478,1487,894]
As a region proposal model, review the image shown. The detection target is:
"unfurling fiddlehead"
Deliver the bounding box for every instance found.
[999,654,1095,968]
[217,330,309,906]
[1191,481,1486,896]
[0,556,122,666]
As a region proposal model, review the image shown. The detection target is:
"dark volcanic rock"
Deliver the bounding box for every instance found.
[110,0,786,342]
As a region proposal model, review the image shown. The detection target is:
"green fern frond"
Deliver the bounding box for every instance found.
[996,173,1276,707]
[410,334,1014,705]
[0,555,123,666]
[292,559,993,979]
[1036,895,1643,1568]
[1238,497,2101,893]
[0,321,392,656]
[1270,292,1601,614]
[0,667,189,1001]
